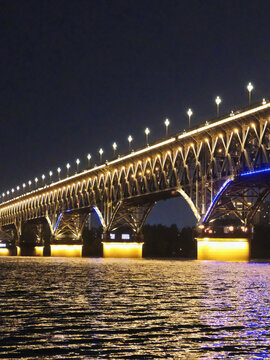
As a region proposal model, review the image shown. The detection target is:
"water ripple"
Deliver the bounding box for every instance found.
[0,258,270,359]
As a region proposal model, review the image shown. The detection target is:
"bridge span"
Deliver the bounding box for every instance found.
[1,101,270,259]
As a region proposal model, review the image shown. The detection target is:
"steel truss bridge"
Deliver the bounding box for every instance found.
[1,101,270,252]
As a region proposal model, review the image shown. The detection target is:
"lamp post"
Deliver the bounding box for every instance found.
[66,163,70,177]
[87,154,91,168]
[215,96,221,117]
[57,167,61,180]
[28,180,32,190]
[145,127,150,145]
[128,135,133,151]
[112,142,117,157]
[49,171,53,183]
[99,148,103,163]
[22,183,26,193]
[187,108,193,129]
[164,118,170,137]
[35,177,38,187]
[16,186,20,193]
[42,174,45,185]
[76,159,80,173]
[247,82,253,105]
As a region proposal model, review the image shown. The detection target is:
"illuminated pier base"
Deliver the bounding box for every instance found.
[103,242,143,258]
[0,246,17,256]
[0,248,10,256]
[197,238,250,261]
[50,245,82,257]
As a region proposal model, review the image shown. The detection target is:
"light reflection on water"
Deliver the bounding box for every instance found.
[0,258,270,359]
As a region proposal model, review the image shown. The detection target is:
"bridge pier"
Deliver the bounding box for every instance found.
[196,237,250,261]
[102,231,144,258]
[195,225,252,261]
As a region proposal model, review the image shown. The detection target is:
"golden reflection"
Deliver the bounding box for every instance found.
[17,247,21,256]
[50,245,82,257]
[197,238,249,261]
[103,242,143,258]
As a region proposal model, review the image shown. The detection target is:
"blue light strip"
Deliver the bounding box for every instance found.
[54,213,63,231]
[240,167,270,177]
[202,179,232,224]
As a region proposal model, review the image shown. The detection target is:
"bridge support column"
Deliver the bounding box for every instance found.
[102,231,144,259]
[196,237,250,261]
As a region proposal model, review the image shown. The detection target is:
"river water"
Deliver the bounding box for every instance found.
[0,258,270,359]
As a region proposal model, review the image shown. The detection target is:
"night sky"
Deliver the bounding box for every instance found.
[0,0,270,228]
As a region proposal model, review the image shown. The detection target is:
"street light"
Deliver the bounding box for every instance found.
[42,174,45,185]
[99,148,104,163]
[22,183,26,192]
[66,163,70,177]
[16,186,20,192]
[35,177,38,187]
[145,127,150,145]
[187,108,193,128]
[49,171,53,182]
[215,96,221,117]
[112,142,117,157]
[247,82,253,105]
[87,154,91,168]
[76,159,80,173]
[28,180,32,189]
[128,135,133,151]
[164,118,170,137]
[57,167,61,180]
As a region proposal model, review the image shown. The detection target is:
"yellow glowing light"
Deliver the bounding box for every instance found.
[34,246,44,256]
[251,123,256,128]
[17,246,21,256]
[50,245,82,257]
[0,248,10,256]
[219,133,223,138]
[103,242,143,258]
[197,238,249,261]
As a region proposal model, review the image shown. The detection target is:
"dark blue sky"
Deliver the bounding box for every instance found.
[0,0,269,228]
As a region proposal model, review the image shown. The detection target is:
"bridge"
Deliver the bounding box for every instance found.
[0,101,270,259]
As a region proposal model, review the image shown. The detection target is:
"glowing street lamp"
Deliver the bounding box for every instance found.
[247,82,253,105]
[215,96,221,117]
[87,154,91,168]
[28,180,32,189]
[164,118,170,137]
[11,188,14,194]
[57,167,61,180]
[66,163,70,177]
[128,135,133,151]
[42,174,45,185]
[145,127,150,145]
[76,159,80,173]
[35,177,38,187]
[49,171,53,182]
[112,142,117,157]
[22,183,26,192]
[16,186,20,192]
[187,108,193,128]
[99,148,104,163]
